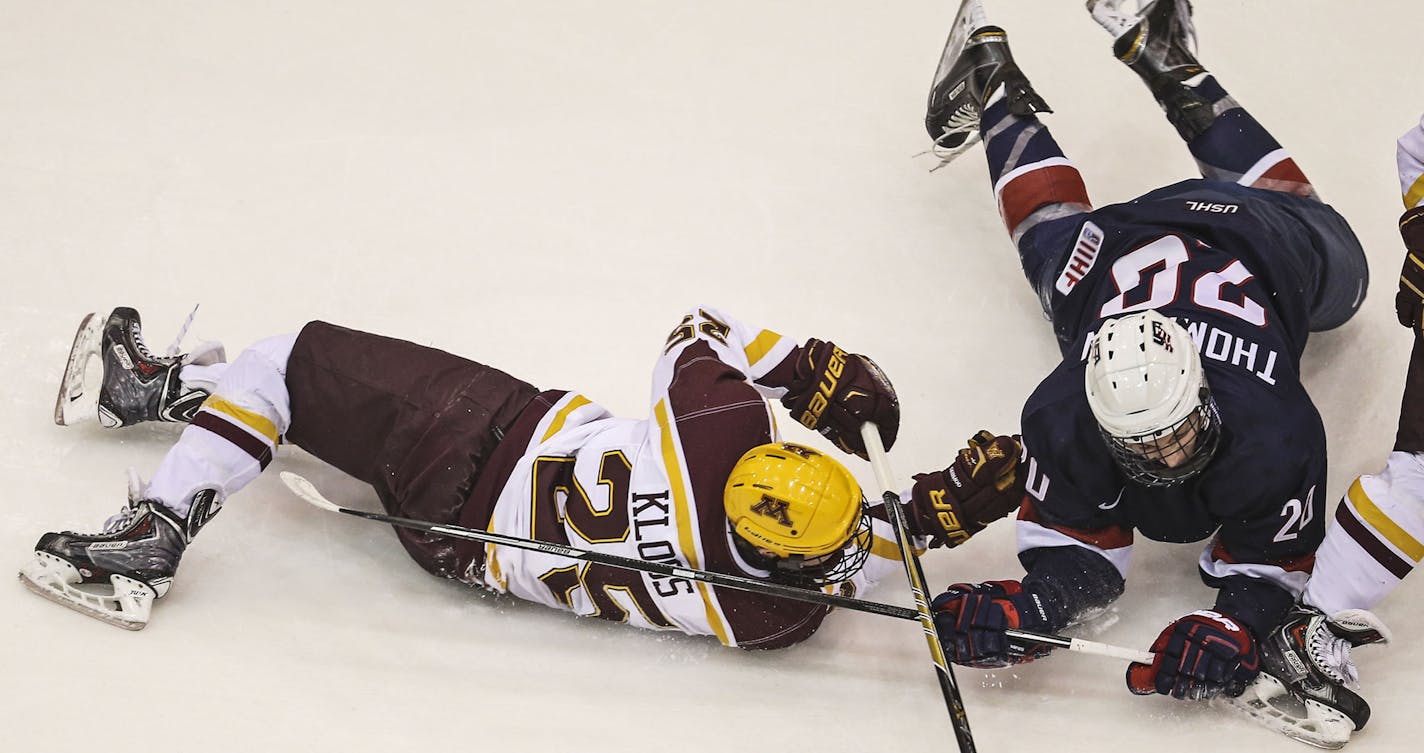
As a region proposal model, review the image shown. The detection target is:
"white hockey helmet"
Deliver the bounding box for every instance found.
[1084,310,1221,486]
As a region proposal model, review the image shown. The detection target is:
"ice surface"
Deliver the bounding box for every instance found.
[2,2,1419,751]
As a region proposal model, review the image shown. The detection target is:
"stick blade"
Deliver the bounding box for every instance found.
[279,471,341,512]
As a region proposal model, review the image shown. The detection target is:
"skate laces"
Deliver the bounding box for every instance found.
[87,469,150,534]
[164,304,202,358]
[917,129,984,173]
[96,499,145,534]
[124,314,176,365]
[1308,617,1361,688]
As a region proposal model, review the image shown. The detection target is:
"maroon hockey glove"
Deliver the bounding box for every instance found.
[781,338,899,460]
[908,431,1024,548]
[1127,609,1261,701]
[930,581,1056,668]
[1397,206,1424,333]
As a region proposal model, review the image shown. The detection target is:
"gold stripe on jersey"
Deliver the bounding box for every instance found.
[1349,478,1424,562]
[1407,173,1424,209]
[1406,252,1424,283]
[869,533,901,561]
[868,532,926,560]
[655,399,732,645]
[743,329,785,368]
[202,395,280,444]
[541,394,592,442]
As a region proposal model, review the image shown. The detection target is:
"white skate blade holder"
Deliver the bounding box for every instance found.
[53,312,104,426]
[18,552,157,631]
[1216,673,1354,750]
[922,0,989,169]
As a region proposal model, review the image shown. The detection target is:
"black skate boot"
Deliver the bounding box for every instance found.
[924,0,1051,164]
[54,307,222,427]
[1088,0,1215,140]
[1219,605,1390,749]
[18,484,224,630]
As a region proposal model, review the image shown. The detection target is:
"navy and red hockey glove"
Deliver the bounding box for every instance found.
[930,581,1055,668]
[1127,609,1261,700]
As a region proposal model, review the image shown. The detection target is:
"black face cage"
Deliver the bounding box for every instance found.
[732,511,874,587]
[1101,389,1222,488]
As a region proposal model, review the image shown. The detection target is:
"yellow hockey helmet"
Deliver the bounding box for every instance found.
[724,442,870,584]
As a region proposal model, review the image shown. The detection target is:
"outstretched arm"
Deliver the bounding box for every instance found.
[655,305,900,459]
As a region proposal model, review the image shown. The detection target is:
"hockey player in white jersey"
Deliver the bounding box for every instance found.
[24,305,1025,647]
[1221,114,1424,749]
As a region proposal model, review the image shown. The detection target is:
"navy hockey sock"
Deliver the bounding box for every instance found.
[980,98,1092,245]
[1182,75,1317,199]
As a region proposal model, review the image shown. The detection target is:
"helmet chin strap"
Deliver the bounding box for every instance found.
[729,532,825,585]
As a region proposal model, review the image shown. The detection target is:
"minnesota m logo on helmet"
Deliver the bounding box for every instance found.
[750,495,794,527]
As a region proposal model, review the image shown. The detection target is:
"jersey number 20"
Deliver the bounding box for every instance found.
[1099,235,1267,326]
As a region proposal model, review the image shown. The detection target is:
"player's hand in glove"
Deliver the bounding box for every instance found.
[781,338,899,459]
[930,581,1056,668]
[907,431,1024,548]
[1127,609,1260,700]
[1398,206,1424,333]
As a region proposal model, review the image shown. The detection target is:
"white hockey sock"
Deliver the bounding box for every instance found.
[179,362,226,394]
[1303,452,1424,613]
[146,334,296,516]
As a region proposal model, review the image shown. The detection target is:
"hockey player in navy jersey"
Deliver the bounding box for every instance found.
[919,0,1369,705]
[24,304,1025,647]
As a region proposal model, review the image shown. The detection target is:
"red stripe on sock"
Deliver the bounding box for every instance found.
[1251,158,1315,197]
[998,165,1091,236]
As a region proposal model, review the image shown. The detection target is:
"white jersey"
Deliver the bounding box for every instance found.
[472,306,905,648]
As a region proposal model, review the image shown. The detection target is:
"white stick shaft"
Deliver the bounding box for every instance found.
[1066,639,1155,665]
[860,424,898,494]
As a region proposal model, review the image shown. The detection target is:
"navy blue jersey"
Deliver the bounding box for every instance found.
[1016,180,1350,635]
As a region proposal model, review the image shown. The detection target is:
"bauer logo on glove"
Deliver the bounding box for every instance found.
[780,338,899,460]
[906,431,1025,548]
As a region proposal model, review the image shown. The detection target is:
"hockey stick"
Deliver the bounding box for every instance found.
[860,424,977,753]
[278,471,1150,663]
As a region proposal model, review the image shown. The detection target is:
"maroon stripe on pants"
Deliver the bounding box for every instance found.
[192,411,274,469]
[1335,503,1413,580]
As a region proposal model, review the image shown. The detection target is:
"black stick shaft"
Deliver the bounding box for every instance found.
[284,472,1133,665]
[327,496,920,619]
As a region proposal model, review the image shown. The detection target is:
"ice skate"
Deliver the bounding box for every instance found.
[924,0,1050,167]
[54,306,224,428]
[18,481,224,630]
[1217,606,1390,749]
[1087,0,1215,140]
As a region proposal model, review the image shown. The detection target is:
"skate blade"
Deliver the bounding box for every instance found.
[1087,0,1141,38]
[930,0,989,94]
[18,553,155,631]
[1214,673,1353,750]
[54,312,104,427]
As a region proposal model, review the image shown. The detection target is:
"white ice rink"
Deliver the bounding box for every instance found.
[3,2,1420,751]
